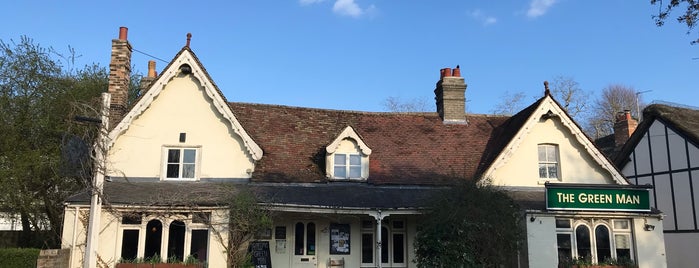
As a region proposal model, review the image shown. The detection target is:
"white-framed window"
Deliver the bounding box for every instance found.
[326,126,372,181]
[117,212,210,264]
[556,218,634,265]
[162,146,200,180]
[334,153,362,179]
[360,219,406,267]
[538,144,559,180]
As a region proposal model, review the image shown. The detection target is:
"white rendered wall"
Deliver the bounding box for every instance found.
[491,117,614,187]
[525,214,558,268]
[632,217,666,268]
[107,76,254,180]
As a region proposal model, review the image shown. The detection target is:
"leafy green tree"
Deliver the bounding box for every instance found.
[0,36,107,247]
[652,0,699,44]
[414,181,524,268]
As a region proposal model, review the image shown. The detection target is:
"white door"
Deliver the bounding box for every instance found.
[291,221,317,268]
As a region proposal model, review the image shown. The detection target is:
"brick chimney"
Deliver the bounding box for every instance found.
[138,60,157,95]
[614,110,638,148]
[434,66,467,123]
[108,26,132,130]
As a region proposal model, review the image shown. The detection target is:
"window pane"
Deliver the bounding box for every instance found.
[548,164,558,178]
[615,234,631,260]
[167,164,180,178]
[182,164,195,178]
[295,222,304,255]
[361,233,373,263]
[349,155,361,165]
[122,214,142,225]
[349,166,361,178]
[168,220,186,262]
[547,146,557,161]
[556,233,572,264]
[539,164,548,178]
[595,225,611,263]
[121,230,139,261]
[168,149,180,163]
[538,146,546,161]
[183,149,196,163]
[334,167,346,178]
[555,219,571,229]
[393,233,405,263]
[306,223,316,255]
[334,154,346,165]
[575,225,591,261]
[190,230,208,262]
[613,220,629,230]
[381,227,389,263]
[144,220,162,260]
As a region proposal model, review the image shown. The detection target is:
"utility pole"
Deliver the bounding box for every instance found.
[84,93,110,268]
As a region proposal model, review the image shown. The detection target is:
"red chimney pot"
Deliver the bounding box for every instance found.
[452,67,460,77]
[119,27,128,40]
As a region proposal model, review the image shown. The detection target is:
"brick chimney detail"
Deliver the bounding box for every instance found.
[108,26,132,130]
[435,66,467,123]
[139,60,157,97]
[614,110,638,148]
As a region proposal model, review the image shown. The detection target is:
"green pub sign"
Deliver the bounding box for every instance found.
[546,185,651,212]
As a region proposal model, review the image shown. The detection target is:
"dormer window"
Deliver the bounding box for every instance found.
[326,126,372,181]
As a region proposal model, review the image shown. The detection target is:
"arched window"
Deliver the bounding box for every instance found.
[595,225,612,263]
[168,220,186,262]
[294,222,316,256]
[575,225,591,260]
[145,220,163,260]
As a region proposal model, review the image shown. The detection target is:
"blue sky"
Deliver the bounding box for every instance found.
[2,1,697,114]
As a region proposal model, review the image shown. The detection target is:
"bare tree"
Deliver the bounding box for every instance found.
[549,76,590,121]
[585,84,642,139]
[652,0,699,44]
[381,96,430,112]
[491,91,526,116]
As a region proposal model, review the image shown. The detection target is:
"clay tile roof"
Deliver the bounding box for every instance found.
[229,102,510,185]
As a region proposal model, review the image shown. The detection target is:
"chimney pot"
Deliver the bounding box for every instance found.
[452,66,460,77]
[119,27,128,40]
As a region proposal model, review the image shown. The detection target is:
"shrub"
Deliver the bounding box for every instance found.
[0,248,40,268]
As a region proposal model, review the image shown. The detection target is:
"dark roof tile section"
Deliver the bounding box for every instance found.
[229,103,510,185]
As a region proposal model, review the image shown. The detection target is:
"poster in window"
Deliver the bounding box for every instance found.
[329,223,350,254]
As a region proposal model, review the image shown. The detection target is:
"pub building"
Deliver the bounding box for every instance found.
[61,27,667,268]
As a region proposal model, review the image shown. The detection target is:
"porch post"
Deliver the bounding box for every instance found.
[372,209,387,268]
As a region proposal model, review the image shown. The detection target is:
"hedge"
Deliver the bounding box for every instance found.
[0,248,40,268]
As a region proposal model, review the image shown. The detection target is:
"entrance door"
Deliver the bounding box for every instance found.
[291,221,317,268]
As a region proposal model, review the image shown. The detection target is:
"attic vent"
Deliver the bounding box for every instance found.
[179,64,192,75]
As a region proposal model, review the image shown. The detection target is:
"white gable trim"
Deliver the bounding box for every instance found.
[482,96,627,185]
[326,126,372,155]
[107,49,263,161]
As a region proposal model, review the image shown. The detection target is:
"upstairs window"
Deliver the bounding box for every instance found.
[163,147,199,180]
[326,126,372,181]
[334,154,362,179]
[538,144,559,180]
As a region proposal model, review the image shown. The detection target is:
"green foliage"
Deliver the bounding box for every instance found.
[226,189,272,268]
[0,248,40,268]
[413,181,524,268]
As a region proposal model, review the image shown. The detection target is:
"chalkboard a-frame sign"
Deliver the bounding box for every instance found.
[248,241,272,268]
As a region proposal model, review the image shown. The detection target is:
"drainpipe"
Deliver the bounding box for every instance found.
[372,210,387,268]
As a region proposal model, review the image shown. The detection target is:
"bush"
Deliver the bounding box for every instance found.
[0,248,40,268]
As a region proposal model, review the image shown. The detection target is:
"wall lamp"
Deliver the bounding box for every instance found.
[644,223,655,231]
[643,218,655,231]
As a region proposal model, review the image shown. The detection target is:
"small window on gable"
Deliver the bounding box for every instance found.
[163,147,200,180]
[538,144,559,180]
[326,126,372,181]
